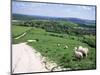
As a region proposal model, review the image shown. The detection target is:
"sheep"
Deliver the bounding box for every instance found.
[78,46,83,50]
[64,45,68,49]
[73,47,83,59]
[57,44,60,47]
[77,46,89,57]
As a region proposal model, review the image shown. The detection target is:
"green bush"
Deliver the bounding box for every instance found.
[82,35,96,48]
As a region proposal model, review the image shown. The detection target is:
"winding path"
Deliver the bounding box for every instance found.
[12,43,48,73]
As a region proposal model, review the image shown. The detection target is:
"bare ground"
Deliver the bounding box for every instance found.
[12,43,62,74]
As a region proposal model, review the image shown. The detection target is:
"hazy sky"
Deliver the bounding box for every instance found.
[12,1,96,20]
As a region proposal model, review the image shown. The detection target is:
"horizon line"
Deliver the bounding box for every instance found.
[12,13,96,21]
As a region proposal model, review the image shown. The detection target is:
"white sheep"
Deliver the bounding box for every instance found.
[57,44,60,47]
[74,47,83,59]
[64,45,68,49]
[77,46,89,57]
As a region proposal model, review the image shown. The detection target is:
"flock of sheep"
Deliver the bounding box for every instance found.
[74,46,89,59]
[57,44,89,60]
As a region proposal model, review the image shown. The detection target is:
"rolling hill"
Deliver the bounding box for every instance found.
[12,14,96,26]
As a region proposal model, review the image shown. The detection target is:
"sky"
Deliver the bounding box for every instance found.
[12,1,96,20]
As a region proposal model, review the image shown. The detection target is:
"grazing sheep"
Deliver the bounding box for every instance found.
[78,46,83,50]
[57,44,60,47]
[74,47,77,50]
[64,45,68,49]
[74,47,83,59]
[78,46,89,57]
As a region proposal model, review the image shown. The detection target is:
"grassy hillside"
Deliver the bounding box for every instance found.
[12,25,32,38]
[12,25,96,70]
[12,19,96,35]
[12,14,96,26]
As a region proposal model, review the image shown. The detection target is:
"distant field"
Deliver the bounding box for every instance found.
[12,25,32,38]
[12,25,96,70]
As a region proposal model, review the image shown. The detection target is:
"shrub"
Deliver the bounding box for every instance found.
[82,35,96,48]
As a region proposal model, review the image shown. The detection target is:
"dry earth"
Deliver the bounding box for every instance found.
[12,43,62,74]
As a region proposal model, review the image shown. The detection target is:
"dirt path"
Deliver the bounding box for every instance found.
[12,43,48,73]
[12,43,61,74]
[14,32,26,39]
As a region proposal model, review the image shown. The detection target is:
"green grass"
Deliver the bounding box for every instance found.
[82,35,96,48]
[12,25,32,38]
[12,26,96,70]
